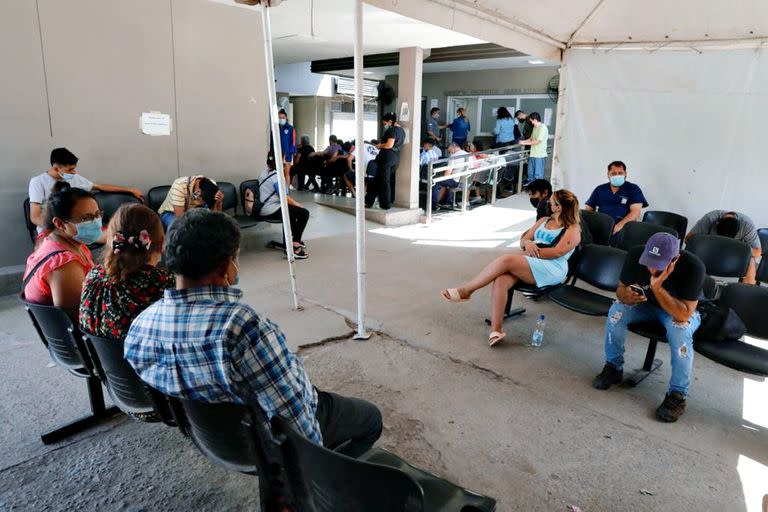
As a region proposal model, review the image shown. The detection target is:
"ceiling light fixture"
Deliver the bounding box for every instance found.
[528,59,545,64]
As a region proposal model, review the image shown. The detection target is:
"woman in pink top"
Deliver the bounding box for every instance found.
[23,182,102,320]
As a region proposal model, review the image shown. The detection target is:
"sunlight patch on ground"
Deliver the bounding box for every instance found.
[371,204,535,249]
[742,375,768,429]
[736,455,768,512]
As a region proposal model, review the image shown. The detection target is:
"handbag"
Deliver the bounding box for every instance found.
[694,300,746,342]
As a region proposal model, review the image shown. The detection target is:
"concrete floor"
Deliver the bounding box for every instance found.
[1,193,766,511]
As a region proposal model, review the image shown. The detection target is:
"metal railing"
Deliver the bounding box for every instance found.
[425,143,531,224]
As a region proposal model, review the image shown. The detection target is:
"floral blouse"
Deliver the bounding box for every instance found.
[80,265,174,340]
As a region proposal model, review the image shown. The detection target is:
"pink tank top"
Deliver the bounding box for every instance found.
[22,238,94,305]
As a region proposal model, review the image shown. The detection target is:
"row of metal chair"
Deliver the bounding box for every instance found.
[492,208,768,388]
[20,294,497,511]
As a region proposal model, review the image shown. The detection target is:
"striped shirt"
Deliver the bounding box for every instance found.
[158,176,216,214]
[124,286,321,444]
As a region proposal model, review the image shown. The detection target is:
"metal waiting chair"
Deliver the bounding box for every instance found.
[147,185,171,213]
[642,210,688,242]
[93,191,142,224]
[613,221,678,251]
[758,228,768,253]
[84,334,174,424]
[548,245,628,317]
[272,415,497,512]
[217,181,258,229]
[23,198,38,244]
[20,297,121,444]
[685,234,751,279]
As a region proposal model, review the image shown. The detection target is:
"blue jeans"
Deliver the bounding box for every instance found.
[528,157,545,180]
[432,178,460,205]
[604,301,701,396]
[161,211,177,231]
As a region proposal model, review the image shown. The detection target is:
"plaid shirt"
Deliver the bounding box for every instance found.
[124,286,321,444]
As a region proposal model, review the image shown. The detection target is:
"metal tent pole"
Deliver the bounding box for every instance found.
[260,4,300,310]
[352,0,370,340]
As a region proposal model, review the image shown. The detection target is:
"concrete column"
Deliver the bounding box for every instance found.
[394,46,423,209]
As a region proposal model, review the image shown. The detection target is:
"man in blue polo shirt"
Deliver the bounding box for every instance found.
[584,161,648,237]
[447,107,471,147]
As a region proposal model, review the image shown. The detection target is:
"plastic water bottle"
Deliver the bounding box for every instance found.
[531,315,545,347]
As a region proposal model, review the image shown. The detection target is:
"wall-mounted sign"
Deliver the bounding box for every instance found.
[140,111,172,136]
[399,102,410,122]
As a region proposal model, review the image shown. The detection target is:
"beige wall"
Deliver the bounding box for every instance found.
[0,0,269,267]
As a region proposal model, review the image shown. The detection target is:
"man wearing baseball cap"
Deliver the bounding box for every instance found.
[593,232,706,422]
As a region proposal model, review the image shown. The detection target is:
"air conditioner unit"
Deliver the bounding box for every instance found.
[335,77,379,97]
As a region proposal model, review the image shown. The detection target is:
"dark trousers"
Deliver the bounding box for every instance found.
[263,205,310,243]
[365,152,399,209]
[315,390,383,457]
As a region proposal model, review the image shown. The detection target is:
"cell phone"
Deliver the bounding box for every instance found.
[629,284,646,297]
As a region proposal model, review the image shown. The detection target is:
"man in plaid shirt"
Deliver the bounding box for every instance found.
[125,209,382,456]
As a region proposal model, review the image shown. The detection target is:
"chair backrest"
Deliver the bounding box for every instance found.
[719,283,768,339]
[20,296,91,374]
[240,179,259,209]
[614,221,677,251]
[23,198,37,244]
[573,244,627,291]
[271,415,425,512]
[758,257,768,285]
[147,186,171,212]
[171,398,264,474]
[642,210,688,240]
[93,191,142,224]
[758,228,768,254]
[579,209,614,246]
[84,334,159,415]
[686,234,751,278]
[217,181,238,213]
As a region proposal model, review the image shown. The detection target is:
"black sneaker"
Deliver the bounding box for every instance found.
[292,246,308,260]
[655,392,686,423]
[592,364,623,390]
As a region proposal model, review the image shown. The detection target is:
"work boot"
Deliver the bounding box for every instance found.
[655,391,687,423]
[592,364,623,390]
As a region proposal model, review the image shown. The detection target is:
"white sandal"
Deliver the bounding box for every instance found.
[441,288,469,303]
[488,331,506,347]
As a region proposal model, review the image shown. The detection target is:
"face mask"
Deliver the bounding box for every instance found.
[529,197,540,208]
[279,119,287,126]
[69,218,102,245]
[60,172,77,181]
[609,175,626,187]
[518,118,526,123]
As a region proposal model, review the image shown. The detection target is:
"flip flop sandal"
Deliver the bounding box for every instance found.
[442,288,469,303]
[488,331,506,347]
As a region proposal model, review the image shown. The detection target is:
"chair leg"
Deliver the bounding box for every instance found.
[626,338,664,387]
[40,376,122,445]
[485,288,525,325]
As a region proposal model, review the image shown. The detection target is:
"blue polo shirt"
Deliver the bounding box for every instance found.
[585,181,648,222]
[448,116,471,141]
[278,123,297,161]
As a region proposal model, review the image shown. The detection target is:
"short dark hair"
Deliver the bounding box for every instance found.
[198,178,220,209]
[382,112,397,123]
[524,179,552,196]
[430,107,440,115]
[44,182,96,230]
[278,108,287,116]
[514,110,525,118]
[422,138,435,146]
[50,147,78,167]
[528,112,541,122]
[715,216,740,238]
[329,135,338,143]
[607,161,627,172]
[163,209,240,278]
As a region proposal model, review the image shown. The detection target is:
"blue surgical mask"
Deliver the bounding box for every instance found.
[609,176,626,187]
[70,218,102,245]
[60,172,77,181]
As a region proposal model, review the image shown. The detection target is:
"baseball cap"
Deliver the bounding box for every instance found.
[639,232,680,270]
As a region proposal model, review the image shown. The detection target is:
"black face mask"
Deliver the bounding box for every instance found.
[529,197,540,208]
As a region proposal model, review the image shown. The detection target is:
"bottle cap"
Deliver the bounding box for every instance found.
[538,314,545,320]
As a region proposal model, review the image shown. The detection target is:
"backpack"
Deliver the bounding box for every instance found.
[243,173,277,218]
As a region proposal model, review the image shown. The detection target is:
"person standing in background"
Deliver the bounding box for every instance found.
[277,109,297,189]
[426,107,444,144]
[513,110,527,143]
[518,112,548,183]
[492,107,516,148]
[447,108,471,147]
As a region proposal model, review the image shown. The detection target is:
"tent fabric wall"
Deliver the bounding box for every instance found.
[557,49,768,230]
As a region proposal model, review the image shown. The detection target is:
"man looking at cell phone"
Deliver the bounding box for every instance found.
[592,232,706,423]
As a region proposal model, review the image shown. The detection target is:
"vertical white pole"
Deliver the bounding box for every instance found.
[353,0,370,340]
[261,4,301,310]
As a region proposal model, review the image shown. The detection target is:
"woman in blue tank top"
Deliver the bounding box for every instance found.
[442,189,581,347]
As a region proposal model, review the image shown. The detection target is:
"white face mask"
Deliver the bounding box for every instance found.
[279,118,287,126]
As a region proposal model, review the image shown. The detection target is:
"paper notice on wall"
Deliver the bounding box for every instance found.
[400,102,410,122]
[430,98,439,109]
[543,108,553,127]
[491,108,498,116]
[140,112,172,136]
